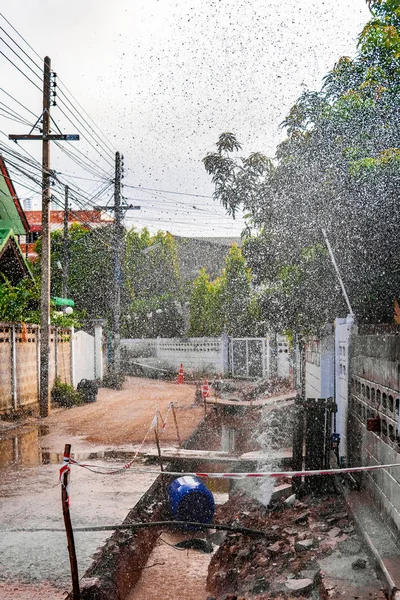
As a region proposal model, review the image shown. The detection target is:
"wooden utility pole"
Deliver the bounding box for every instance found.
[62,185,69,298]
[95,153,140,376]
[112,151,122,375]
[61,444,80,599]
[39,56,52,418]
[9,56,79,418]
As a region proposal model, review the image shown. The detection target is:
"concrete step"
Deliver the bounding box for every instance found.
[342,485,400,599]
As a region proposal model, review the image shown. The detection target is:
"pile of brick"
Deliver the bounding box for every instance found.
[206,490,386,600]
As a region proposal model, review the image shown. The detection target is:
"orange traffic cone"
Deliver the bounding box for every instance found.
[177,364,184,384]
[202,379,210,398]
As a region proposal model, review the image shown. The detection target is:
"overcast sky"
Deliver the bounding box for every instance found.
[1,0,370,237]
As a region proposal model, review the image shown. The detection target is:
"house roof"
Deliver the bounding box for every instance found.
[0,228,33,284]
[25,210,114,232]
[0,156,30,235]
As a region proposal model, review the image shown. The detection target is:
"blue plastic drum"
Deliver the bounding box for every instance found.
[168,476,215,526]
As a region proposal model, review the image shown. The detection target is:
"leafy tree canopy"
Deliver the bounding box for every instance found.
[204,0,400,329]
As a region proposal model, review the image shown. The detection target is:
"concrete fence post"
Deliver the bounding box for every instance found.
[94,323,104,381]
[221,332,229,376]
[269,332,278,378]
[11,324,17,410]
[36,325,40,401]
[70,326,76,388]
[54,327,58,381]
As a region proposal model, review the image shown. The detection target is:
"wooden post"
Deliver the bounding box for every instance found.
[61,444,80,599]
[292,396,304,494]
[171,403,182,448]
[154,413,164,472]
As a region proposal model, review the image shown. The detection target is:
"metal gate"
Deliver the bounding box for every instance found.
[229,337,269,379]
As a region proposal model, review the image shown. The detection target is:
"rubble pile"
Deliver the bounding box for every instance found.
[206,490,386,600]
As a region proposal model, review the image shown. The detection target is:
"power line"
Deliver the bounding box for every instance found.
[54,142,113,179]
[0,34,42,82]
[57,84,115,158]
[0,13,43,62]
[55,77,116,155]
[0,49,42,92]
[124,183,213,199]
[0,14,116,178]
[55,103,114,167]
[0,87,38,118]
[0,25,42,72]
[0,107,32,126]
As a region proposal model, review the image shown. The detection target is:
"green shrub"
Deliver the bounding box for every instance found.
[101,371,126,390]
[51,376,83,408]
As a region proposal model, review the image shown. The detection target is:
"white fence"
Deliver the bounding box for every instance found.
[122,334,290,378]
[121,336,228,374]
[71,325,104,386]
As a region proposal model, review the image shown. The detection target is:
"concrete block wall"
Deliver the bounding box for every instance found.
[15,324,39,407]
[0,323,73,416]
[0,325,12,412]
[55,328,72,384]
[349,333,400,533]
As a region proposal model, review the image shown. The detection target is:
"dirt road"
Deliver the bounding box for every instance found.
[0,377,205,599]
[44,377,203,451]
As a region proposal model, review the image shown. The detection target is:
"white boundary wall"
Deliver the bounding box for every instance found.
[122,334,290,378]
[121,336,227,374]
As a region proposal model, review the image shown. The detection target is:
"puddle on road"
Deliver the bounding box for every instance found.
[0,423,149,471]
[0,424,62,471]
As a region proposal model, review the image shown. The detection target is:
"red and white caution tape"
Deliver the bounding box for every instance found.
[59,454,71,504]
[159,403,173,434]
[68,460,400,480]
[96,462,400,479]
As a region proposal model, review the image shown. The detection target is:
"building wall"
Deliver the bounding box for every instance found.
[348,331,400,533]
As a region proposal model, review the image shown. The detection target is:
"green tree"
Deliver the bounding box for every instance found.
[188,268,223,336]
[204,0,400,329]
[188,245,260,336]
[123,228,185,337]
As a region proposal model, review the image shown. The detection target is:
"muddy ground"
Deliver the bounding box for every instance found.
[0,377,202,599]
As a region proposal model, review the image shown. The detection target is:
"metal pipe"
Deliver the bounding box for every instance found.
[321,228,354,316]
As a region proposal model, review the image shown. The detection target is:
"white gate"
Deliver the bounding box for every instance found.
[229,338,269,379]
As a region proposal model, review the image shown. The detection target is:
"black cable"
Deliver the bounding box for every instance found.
[0,107,32,126]
[0,86,38,118]
[0,25,42,72]
[124,184,213,199]
[56,103,114,167]
[57,85,115,159]
[5,520,273,538]
[55,76,116,155]
[0,49,42,92]
[0,35,42,82]
[0,13,43,62]
[54,142,112,179]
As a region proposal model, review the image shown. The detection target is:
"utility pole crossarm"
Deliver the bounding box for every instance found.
[9,134,79,141]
